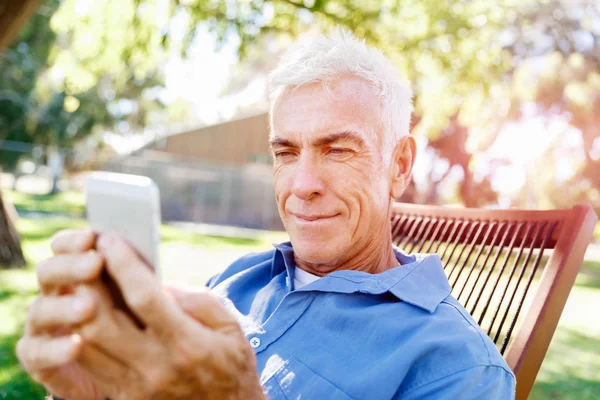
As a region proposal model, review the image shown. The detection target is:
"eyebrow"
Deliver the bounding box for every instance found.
[312,130,366,148]
[269,137,296,149]
[269,130,366,149]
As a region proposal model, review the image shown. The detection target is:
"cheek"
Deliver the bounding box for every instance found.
[332,164,389,220]
[273,165,291,209]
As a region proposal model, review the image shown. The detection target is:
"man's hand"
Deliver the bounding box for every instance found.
[75,233,265,400]
[16,229,106,400]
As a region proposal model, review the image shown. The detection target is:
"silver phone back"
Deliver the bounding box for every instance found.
[86,172,161,277]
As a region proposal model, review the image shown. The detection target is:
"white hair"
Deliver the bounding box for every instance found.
[268,30,413,161]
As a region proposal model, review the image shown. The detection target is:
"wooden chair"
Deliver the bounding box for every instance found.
[390,203,598,399]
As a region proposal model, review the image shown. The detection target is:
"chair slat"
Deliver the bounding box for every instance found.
[499,222,554,353]
[435,219,461,257]
[440,220,470,267]
[479,222,524,332]
[447,221,483,284]
[423,218,448,254]
[390,214,406,242]
[467,221,511,316]
[456,222,497,302]
[404,216,423,248]
[397,216,419,248]
[490,222,537,344]
[407,217,434,254]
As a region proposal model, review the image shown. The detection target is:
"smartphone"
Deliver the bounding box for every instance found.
[85,171,161,326]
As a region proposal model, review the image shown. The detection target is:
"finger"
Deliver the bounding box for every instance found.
[51,228,97,255]
[37,252,104,290]
[167,286,240,331]
[16,334,82,372]
[34,363,105,400]
[78,283,166,381]
[77,283,148,359]
[96,233,189,342]
[78,343,136,398]
[25,294,96,335]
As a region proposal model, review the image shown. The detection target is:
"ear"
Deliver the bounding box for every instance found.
[389,135,417,199]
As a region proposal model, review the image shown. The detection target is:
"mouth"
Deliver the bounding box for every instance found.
[291,213,340,222]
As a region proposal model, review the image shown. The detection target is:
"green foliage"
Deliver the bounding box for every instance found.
[0,0,59,170]
[0,0,522,169]
[187,0,521,137]
[0,0,164,170]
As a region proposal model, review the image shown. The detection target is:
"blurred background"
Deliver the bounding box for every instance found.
[0,0,599,398]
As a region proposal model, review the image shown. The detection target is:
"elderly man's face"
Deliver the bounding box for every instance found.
[271,76,408,266]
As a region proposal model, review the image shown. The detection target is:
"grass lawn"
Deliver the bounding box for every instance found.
[3,190,87,217]
[0,217,599,399]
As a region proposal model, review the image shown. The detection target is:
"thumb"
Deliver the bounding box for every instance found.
[165,286,238,330]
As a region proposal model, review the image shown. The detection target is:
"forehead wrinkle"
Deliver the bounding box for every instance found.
[271,77,385,150]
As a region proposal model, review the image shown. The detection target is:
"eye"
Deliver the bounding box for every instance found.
[328,148,353,156]
[275,150,297,160]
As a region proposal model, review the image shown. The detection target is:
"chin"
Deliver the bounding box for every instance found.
[289,235,344,264]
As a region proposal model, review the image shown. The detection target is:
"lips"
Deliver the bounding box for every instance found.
[291,213,339,221]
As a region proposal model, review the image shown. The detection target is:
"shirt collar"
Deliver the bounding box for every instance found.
[272,242,296,290]
[271,242,451,313]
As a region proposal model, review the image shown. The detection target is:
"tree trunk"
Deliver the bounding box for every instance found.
[0,0,41,268]
[48,147,64,195]
[0,190,26,268]
[0,0,41,51]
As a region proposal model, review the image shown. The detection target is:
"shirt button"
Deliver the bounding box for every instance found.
[249,337,261,348]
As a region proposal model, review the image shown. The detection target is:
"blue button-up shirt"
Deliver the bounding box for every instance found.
[207,242,516,399]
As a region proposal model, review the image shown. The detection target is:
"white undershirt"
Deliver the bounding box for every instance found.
[293,267,321,290]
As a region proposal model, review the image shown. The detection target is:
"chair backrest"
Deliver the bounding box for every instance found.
[390,203,597,400]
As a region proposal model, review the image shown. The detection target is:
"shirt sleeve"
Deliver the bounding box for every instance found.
[396,365,516,400]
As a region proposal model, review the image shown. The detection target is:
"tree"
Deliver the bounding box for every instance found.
[0,0,60,171]
[474,0,600,209]
[3,0,598,211]
[0,1,41,268]
[0,193,26,268]
[0,1,41,50]
[2,0,520,200]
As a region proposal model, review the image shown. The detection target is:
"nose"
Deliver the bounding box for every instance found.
[291,152,325,201]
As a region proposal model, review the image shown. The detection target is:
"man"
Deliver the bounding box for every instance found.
[17,31,515,399]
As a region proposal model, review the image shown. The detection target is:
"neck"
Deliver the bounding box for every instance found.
[294,231,399,277]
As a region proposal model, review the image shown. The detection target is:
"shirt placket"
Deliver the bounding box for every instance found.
[245,291,316,354]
